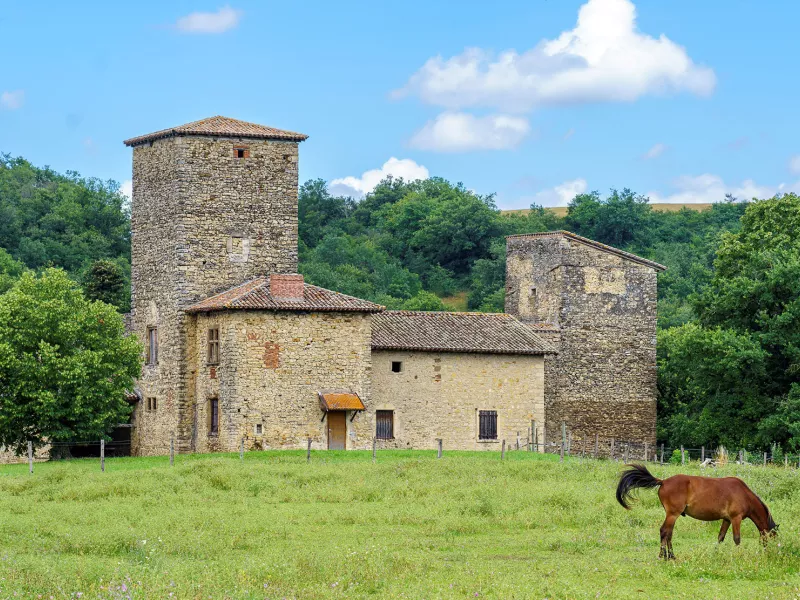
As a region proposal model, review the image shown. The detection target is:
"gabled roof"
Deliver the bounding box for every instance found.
[123,115,308,147]
[186,277,384,314]
[506,230,667,271]
[371,311,557,355]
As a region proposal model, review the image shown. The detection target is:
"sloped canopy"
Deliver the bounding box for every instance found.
[318,391,365,412]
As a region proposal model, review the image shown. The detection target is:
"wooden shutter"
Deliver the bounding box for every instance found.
[479,411,497,440]
[376,410,394,440]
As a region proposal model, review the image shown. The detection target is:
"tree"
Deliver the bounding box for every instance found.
[565,188,652,247]
[0,269,142,454]
[83,259,127,310]
[0,247,24,295]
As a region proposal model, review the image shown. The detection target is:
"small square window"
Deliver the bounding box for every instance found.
[146,397,157,412]
[391,361,402,373]
[254,423,263,435]
[233,146,249,159]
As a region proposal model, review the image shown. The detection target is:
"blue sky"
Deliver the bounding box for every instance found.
[2,0,799,209]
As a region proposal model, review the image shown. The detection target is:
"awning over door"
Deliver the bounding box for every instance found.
[318,390,365,412]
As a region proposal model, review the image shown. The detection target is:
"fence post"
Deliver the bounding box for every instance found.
[240,438,244,461]
[623,444,629,464]
[560,438,564,463]
[501,439,506,461]
[763,452,767,466]
[681,445,685,465]
[372,437,376,463]
[516,432,520,451]
[437,438,443,459]
[594,433,599,458]
[561,422,566,455]
[28,441,33,475]
[534,425,539,453]
[307,437,311,463]
[660,443,664,465]
[701,446,705,462]
[170,435,174,467]
[101,439,105,472]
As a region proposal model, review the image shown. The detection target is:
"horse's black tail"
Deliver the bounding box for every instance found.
[616,464,662,509]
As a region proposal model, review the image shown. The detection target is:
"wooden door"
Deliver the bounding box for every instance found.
[327,411,346,450]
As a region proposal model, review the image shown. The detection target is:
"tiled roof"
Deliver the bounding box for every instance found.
[185,277,384,314]
[123,115,308,146]
[506,230,667,271]
[371,311,557,355]
[318,391,366,412]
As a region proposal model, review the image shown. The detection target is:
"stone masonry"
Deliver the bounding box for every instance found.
[505,231,665,450]
[126,117,304,455]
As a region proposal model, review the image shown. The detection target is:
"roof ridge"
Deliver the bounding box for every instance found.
[124,115,309,146]
[506,230,667,271]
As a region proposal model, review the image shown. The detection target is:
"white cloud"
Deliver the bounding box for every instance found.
[394,0,714,112]
[789,155,800,175]
[330,158,429,198]
[409,112,530,152]
[175,5,241,34]
[648,174,800,204]
[120,180,132,199]
[529,178,588,207]
[643,142,667,160]
[1,90,25,110]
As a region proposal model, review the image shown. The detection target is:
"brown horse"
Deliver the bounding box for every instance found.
[616,464,778,559]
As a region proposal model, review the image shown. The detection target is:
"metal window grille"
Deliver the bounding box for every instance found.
[376,410,394,440]
[146,327,158,365]
[207,328,220,364]
[209,399,219,435]
[479,410,497,440]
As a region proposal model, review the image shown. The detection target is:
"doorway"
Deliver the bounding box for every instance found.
[327,411,346,450]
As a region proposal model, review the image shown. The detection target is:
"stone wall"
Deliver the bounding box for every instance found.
[505,234,658,449]
[129,135,300,455]
[187,310,373,452]
[371,350,545,450]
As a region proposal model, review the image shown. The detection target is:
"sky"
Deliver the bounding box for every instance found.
[2,0,800,209]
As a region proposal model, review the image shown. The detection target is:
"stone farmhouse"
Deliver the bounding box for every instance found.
[121,115,665,456]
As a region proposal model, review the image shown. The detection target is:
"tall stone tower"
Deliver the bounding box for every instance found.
[124,116,307,454]
[505,231,665,450]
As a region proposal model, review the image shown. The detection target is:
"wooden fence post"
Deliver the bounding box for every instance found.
[660,443,664,465]
[501,439,506,461]
[534,425,539,453]
[561,422,566,455]
[28,441,33,475]
[516,432,520,451]
[701,446,705,462]
[240,438,244,461]
[681,445,685,465]
[307,437,311,463]
[372,437,376,463]
[170,435,174,467]
[437,438,443,459]
[623,444,629,464]
[763,452,767,466]
[560,438,564,463]
[100,439,105,472]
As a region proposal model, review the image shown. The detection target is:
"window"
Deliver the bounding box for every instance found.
[376,410,394,440]
[146,327,158,365]
[479,410,497,440]
[146,397,157,412]
[233,146,249,159]
[254,423,263,435]
[391,361,402,373]
[207,328,220,365]
[209,399,219,435]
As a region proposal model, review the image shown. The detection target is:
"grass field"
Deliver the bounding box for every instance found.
[502,203,715,218]
[1,451,799,599]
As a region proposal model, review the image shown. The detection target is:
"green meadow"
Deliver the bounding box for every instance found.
[1,451,798,599]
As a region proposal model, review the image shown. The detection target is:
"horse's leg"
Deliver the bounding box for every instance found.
[718,520,730,544]
[660,514,678,560]
[731,516,742,546]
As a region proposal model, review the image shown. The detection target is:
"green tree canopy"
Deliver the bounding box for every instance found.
[0,269,142,454]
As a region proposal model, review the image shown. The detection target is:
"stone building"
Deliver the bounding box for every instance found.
[116,115,663,457]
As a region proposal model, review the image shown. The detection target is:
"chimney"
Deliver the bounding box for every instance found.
[269,274,305,300]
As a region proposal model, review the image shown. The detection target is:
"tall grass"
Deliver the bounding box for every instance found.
[1,451,798,599]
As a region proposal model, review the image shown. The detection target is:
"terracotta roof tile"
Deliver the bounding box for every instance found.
[186,277,384,314]
[371,311,556,355]
[318,391,366,412]
[506,230,667,271]
[124,115,308,146]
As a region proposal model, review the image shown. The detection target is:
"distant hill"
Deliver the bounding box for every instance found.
[503,203,715,217]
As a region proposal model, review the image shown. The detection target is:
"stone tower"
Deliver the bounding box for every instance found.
[505,231,665,450]
[124,116,308,454]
